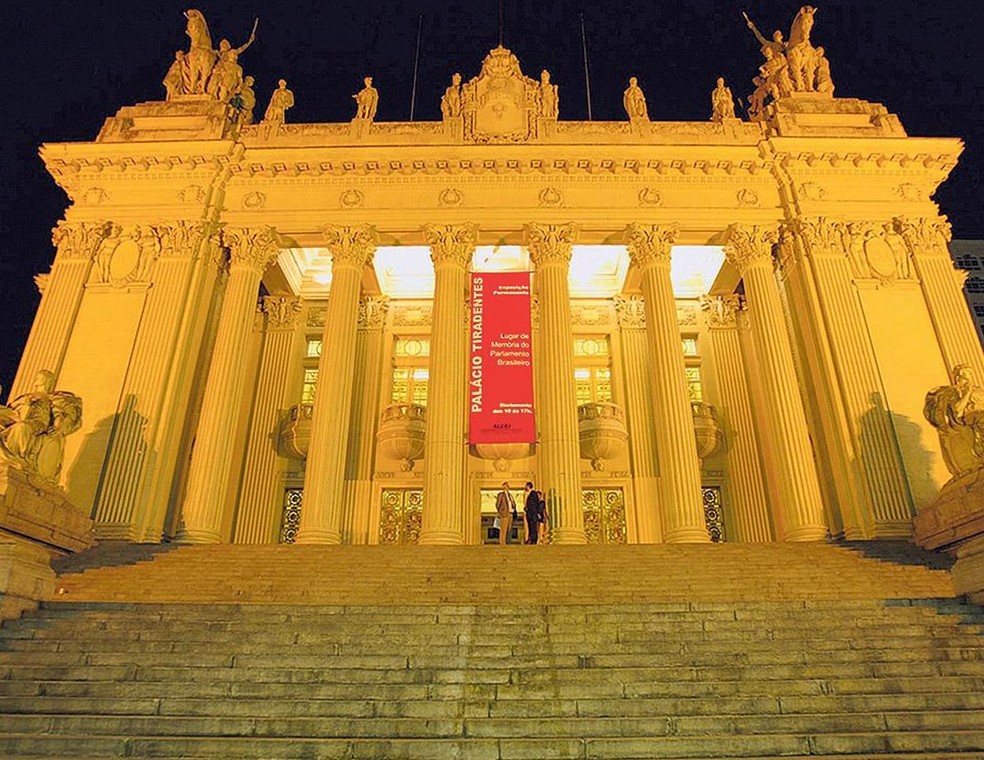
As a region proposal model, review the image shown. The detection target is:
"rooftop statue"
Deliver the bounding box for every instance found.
[0,370,82,485]
[539,70,559,119]
[742,6,835,119]
[441,73,462,119]
[354,77,379,121]
[925,364,984,480]
[262,79,294,126]
[623,77,648,120]
[711,77,736,121]
[182,9,217,95]
[230,75,256,125]
[206,20,259,104]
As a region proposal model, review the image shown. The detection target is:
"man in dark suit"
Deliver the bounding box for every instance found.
[495,482,516,545]
[524,481,540,544]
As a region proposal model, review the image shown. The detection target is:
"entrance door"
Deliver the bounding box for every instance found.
[378,489,423,544]
[582,487,627,544]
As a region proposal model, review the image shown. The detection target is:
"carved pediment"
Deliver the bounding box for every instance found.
[462,46,539,143]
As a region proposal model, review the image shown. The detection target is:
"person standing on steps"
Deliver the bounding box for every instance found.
[495,481,516,545]
[524,482,540,545]
[537,489,549,544]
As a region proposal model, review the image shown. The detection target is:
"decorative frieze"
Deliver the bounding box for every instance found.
[262,295,302,330]
[614,294,646,329]
[92,224,161,287]
[700,294,743,328]
[358,295,390,330]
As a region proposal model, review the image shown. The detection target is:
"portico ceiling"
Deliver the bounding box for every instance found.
[278,244,725,300]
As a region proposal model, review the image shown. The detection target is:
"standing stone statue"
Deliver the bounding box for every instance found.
[230,75,257,125]
[622,77,648,120]
[163,51,189,99]
[354,77,379,121]
[440,73,462,118]
[539,70,559,118]
[262,79,295,126]
[711,77,736,121]
[0,370,82,484]
[206,20,258,104]
[182,9,217,94]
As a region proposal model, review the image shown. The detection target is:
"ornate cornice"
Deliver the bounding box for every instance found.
[223,226,283,273]
[422,223,478,269]
[524,222,578,267]
[724,224,779,275]
[623,223,678,269]
[321,224,377,268]
[614,294,646,329]
[262,295,302,330]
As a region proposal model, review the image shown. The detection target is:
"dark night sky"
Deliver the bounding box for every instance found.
[2,1,984,392]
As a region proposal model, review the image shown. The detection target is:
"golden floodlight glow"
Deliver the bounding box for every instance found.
[373,246,435,298]
[568,246,630,297]
[669,245,727,298]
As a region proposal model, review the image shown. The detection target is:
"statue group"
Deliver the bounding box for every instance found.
[925,365,984,481]
[744,6,835,119]
[439,64,560,123]
[0,371,82,485]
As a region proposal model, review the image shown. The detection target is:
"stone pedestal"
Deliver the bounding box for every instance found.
[0,540,56,621]
[0,463,93,554]
[914,470,984,604]
[97,96,236,143]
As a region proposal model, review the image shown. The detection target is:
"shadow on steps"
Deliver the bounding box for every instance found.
[51,541,182,574]
[833,539,954,570]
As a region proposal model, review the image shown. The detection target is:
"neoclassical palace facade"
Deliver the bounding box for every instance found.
[11,18,980,548]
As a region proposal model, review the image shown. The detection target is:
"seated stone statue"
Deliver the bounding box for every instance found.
[0,370,82,485]
[925,364,984,480]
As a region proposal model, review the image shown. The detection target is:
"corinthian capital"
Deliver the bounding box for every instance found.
[524,222,579,266]
[262,295,302,330]
[423,223,478,269]
[623,223,678,269]
[223,226,283,272]
[51,220,109,261]
[321,224,378,268]
[724,224,779,275]
[894,216,952,258]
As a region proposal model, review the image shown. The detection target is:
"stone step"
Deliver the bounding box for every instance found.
[4,731,984,759]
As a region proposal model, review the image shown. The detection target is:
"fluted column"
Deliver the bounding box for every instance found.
[614,295,663,543]
[234,295,302,543]
[703,295,773,541]
[295,225,377,544]
[176,227,281,543]
[95,222,212,540]
[624,224,708,543]
[10,221,103,397]
[525,223,586,544]
[898,216,984,379]
[343,296,390,544]
[725,224,827,541]
[419,224,477,544]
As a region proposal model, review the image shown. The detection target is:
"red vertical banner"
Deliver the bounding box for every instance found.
[468,271,535,444]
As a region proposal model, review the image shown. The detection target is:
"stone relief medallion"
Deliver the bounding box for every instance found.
[538,187,563,207]
[178,184,207,204]
[82,187,109,205]
[638,187,663,207]
[863,235,898,281]
[340,189,364,208]
[462,45,539,143]
[799,182,827,201]
[438,188,462,207]
[242,190,266,209]
[736,189,760,207]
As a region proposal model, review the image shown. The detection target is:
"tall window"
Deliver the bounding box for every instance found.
[300,337,322,403]
[390,337,430,406]
[683,334,703,408]
[573,336,612,405]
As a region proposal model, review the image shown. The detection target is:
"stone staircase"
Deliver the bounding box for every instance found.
[0,542,982,759]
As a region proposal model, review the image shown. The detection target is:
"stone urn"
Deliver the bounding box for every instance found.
[473,441,535,471]
[377,403,427,471]
[578,402,628,470]
[279,403,313,460]
[692,402,725,459]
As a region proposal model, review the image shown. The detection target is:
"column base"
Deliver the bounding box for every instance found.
[294,528,341,545]
[664,526,712,544]
[782,524,828,542]
[551,527,588,545]
[418,529,464,546]
[173,526,223,544]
